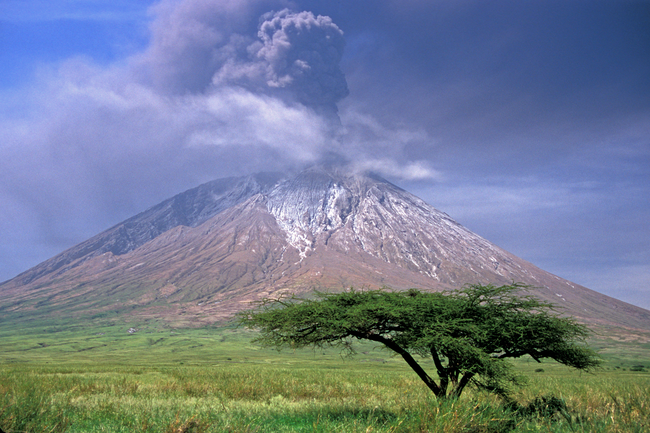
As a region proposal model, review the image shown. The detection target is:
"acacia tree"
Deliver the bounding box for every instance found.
[238,284,600,399]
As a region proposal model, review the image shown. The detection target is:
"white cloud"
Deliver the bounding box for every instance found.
[0,0,454,281]
[352,159,441,181]
[186,87,330,162]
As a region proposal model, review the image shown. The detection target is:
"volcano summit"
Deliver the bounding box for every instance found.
[2,167,649,332]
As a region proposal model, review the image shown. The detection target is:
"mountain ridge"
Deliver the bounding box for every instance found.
[2,167,649,333]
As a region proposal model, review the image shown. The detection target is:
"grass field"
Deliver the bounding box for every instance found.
[1,320,649,432]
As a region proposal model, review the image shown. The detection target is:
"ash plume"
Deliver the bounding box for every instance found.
[0,0,435,281]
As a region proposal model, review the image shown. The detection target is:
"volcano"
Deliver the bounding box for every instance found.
[2,167,649,332]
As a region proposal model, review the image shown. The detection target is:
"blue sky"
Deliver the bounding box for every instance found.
[1,0,649,309]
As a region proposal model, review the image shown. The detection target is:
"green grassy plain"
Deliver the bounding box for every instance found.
[1,319,649,432]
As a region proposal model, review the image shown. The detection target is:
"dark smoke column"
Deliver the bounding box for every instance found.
[254,10,349,116]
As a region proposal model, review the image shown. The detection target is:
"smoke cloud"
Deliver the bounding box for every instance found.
[254,9,349,110]
[1,0,433,185]
[133,0,261,94]
[135,3,349,113]
[0,0,437,280]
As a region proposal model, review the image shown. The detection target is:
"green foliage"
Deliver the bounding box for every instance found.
[239,284,601,399]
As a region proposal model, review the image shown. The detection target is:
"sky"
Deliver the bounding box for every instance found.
[1,0,649,309]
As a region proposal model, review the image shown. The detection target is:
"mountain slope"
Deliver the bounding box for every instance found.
[2,167,649,332]
[10,173,283,286]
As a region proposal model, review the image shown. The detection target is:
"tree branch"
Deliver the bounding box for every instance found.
[351,331,443,397]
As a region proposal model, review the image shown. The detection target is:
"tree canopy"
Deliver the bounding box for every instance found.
[238,284,600,399]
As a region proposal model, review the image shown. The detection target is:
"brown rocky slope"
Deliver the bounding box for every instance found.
[1,167,649,333]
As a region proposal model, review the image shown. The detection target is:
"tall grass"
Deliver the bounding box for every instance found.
[1,362,648,432]
[1,324,648,432]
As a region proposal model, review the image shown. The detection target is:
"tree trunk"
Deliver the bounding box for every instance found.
[449,372,474,399]
[431,348,449,396]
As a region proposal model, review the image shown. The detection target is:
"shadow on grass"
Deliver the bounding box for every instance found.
[229,403,520,433]
[260,407,399,430]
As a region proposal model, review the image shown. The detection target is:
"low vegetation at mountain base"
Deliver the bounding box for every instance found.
[239,284,601,399]
[1,359,649,433]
